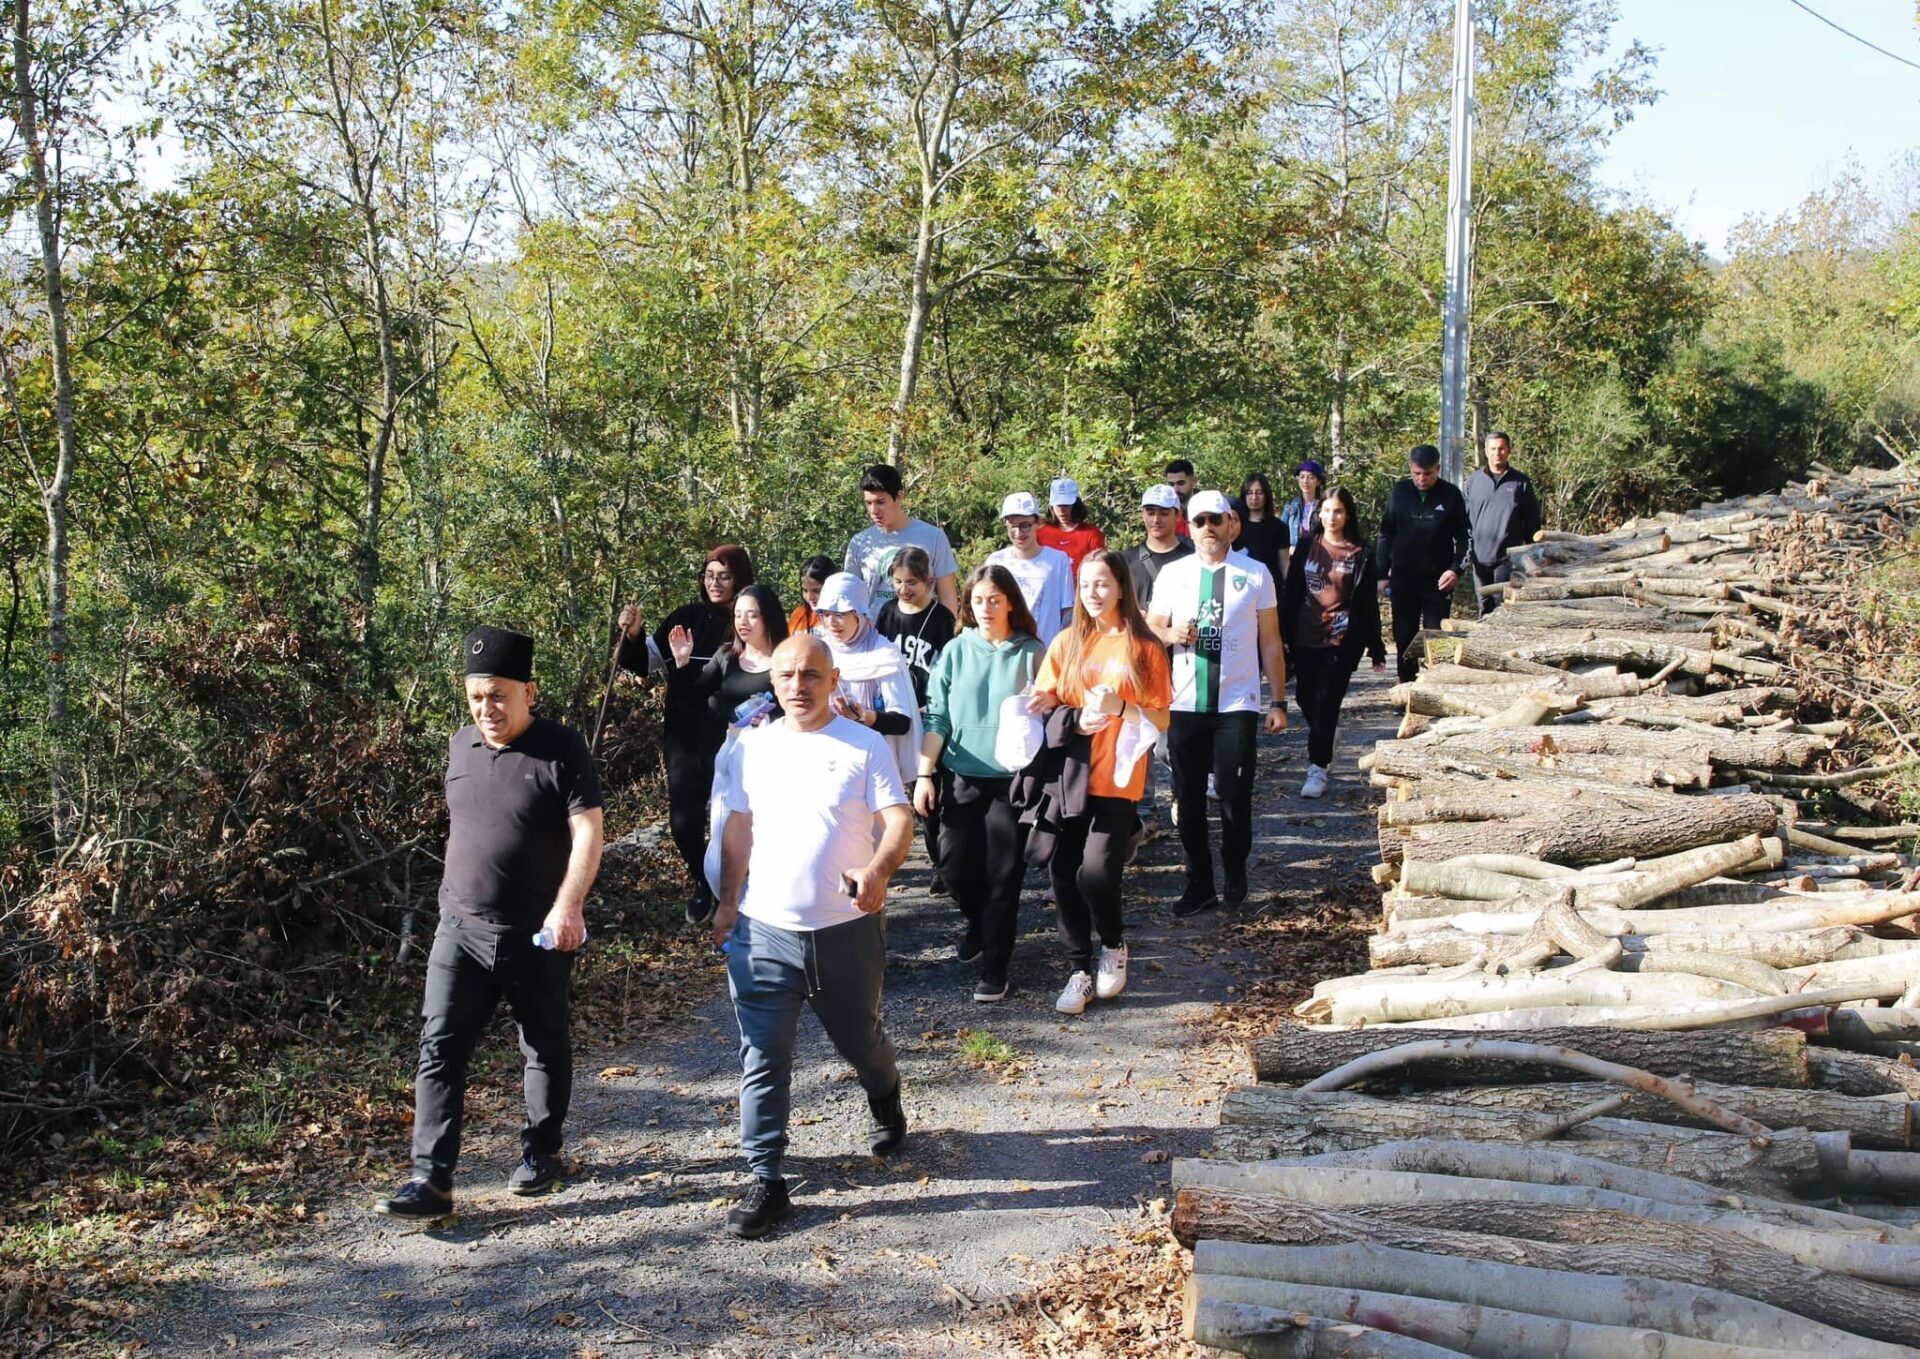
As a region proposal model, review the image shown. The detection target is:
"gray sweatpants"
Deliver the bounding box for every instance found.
[726,910,900,1181]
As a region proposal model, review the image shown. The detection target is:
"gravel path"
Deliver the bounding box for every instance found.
[143,672,1395,1357]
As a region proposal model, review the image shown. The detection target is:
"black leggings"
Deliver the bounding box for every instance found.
[1049,796,1138,975]
[1292,646,1355,769]
[937,773,1027,984]
[664,735,720,888]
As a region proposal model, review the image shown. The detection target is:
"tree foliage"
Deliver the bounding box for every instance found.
[2,0,1912,1130]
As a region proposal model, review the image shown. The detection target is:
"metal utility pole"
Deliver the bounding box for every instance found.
[1440,0,1475,486]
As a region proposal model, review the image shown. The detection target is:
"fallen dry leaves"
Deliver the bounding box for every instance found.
[994,1204,1198,1358]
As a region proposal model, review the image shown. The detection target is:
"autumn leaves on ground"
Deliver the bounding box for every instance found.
[3,686,1387,1358]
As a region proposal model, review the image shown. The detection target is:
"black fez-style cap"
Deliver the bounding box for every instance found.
[463,626,534,682]
[1408,443,1440,469]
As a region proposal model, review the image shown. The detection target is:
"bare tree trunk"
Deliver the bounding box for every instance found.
[317,0,399,680]
[14,0,79,843]
[887,208,935,467]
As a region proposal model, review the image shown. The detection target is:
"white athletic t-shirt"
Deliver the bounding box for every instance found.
[986,545,1075,645]
[726,715,908,931]
[1148,550,1277,715]
[845,518,958,619]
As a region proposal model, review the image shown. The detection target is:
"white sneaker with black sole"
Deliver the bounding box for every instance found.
[1094,945,1129,1000]
[1055,970,1095,1015]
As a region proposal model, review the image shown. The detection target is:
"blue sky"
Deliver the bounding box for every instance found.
[1597,0,1920,255]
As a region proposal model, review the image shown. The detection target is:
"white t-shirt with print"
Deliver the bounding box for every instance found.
[1148,550,1276,715]
[726,715,909,931]
[845,518,958,619]
[986,545,1076,645]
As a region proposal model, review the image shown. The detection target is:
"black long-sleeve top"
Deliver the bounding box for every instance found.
[617,600,734,752]
[698,650,782,727]
[1376,477,1471,582]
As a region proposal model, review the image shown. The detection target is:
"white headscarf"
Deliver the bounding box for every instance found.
[813,572,922,784]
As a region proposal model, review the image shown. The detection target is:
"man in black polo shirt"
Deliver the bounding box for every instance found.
[376,626,605,1223]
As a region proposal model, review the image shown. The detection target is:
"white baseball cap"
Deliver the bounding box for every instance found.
[1000,491,1041,519]
[1140,484,1181,510]
[1049,477,1081,506]
[1187,489,1234,520]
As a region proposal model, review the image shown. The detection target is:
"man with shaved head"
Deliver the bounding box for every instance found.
[712,633,916,1239]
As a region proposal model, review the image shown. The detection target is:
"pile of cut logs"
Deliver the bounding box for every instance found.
[1181,464,1920,1356]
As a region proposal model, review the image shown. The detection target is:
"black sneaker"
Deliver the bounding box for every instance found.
[508,1152,565,1196]
[685,882,717,927]
[929,872,951,896]
[868,1084,908,1155]
[374,1178,454,1223]
[957,924,983,965]
[1172,884,1220,918]
[973,976,1009,1003]
[1224,872,1249,909]
[726,1176,792,1239]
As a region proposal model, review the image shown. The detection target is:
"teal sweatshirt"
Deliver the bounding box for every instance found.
[923,628,1046,778]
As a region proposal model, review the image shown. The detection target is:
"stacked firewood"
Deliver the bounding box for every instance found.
[1181,464,1920,1356]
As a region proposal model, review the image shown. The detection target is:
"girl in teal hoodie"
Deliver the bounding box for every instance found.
[913,563,1046,1002]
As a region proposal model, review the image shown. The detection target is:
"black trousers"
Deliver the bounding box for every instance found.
[1168,709,1259,894]
[411,915,575,1187]
[664,733,721,889]
[1388,572,1451,683]
[937,772,1028,985]
[1049,796,1137,975]
[1292,646,1355,770]
[1473,558,1511,617]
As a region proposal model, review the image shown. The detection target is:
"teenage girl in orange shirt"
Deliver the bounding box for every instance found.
[1030,549,1172,1015]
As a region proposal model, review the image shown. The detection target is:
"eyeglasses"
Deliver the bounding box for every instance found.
[704,569,735,582]
[1192,514,1226,527]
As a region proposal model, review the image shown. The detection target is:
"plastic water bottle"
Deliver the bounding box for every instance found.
[532,927,588,950]
[732,690,776,727]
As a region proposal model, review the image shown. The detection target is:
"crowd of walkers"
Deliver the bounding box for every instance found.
[377,435,1544,1239]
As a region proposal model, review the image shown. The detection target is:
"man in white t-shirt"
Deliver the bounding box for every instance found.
[713,634,914,1240]
[986,491,1075,644]
[1146,490,1286,917]
[844,463,960,618]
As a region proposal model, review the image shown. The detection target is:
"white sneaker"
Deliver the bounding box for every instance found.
[1301,765,1329,799]
[1095,945,1129,1000]
[1055,971,1095,1015]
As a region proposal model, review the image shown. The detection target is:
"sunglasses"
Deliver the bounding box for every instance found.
[1192,513,1226,527]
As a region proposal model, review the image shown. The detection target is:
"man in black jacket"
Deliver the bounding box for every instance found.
[1376,444,1470,683]
[1464,431,1543,617]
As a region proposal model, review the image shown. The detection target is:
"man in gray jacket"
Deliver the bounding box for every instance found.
[1463,431,1542,617]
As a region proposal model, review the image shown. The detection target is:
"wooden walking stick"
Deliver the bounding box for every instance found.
[591,589,627,758]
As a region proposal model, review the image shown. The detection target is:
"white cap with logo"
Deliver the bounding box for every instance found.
[1187,489,1234,520]
[1000,491,1041,519]
[1049,477,1080,506]
[1140,484,1181,510]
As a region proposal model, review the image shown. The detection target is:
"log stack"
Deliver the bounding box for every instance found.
[1182,464,1920,1356]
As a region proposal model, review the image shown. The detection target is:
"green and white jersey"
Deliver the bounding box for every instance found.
[1149,550,1276,714]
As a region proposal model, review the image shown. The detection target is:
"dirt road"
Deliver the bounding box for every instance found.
[143,672,1395,1357]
